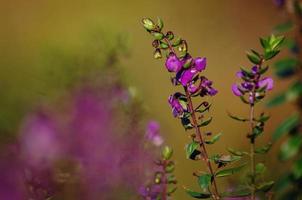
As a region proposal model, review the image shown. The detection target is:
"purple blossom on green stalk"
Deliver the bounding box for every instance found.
[229,35,283,200]
[142,17,220,200]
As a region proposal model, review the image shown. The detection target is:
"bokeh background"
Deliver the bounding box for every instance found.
[0,0,295,199]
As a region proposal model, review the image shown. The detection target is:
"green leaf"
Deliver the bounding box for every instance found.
[167,185,177,195]
[274,58,299,78]
[215,163,246,178]
[292,157,302,179]
[246,51,261,64]
[198,117,212,127]
[264,50,280,60]
[287,81,302,101]
[160,41,169,49]
[266,92,287,107]
[228,113,248,122]
[255,163,266,174]
[280,135,302,161]
[172,37,182,47]
[254,114,270,123]
[205,133,222,145]
[273,21,294,34]
[272,113,300,141]
[186,141,200,159]
[255,142,272,154]
[222,188,251,197]
[198,174,212,189]
[165,161,175,173]
[185,188,211,199]
[260,37,270,49]
[181,117,194,130]
[215,155,242,163]
[151,32,164,40]
[227,148,248,156]
[256,181,274,192]
[157,17,164,31]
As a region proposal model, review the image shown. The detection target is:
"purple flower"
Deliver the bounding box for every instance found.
[232,84,243,96]
[273,0,285,7]
[188,82,199,94]
[179,68,198,86]
[168,93,187,117]
[258,77,274,90]
[165,53,182,72]
[200,77,218,96]
[145,121,164,146]
[194,57,206,71]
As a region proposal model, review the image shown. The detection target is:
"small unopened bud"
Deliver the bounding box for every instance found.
[142,18,156,31]
[178,40,188,52]
[166,31,174,40]
[161,146,173,160]
[152,40,160,48]
[153,49,162,59]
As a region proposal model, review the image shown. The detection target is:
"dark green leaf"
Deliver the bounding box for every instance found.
[185,188,211,199]
[160,41,169,49]
[167,185,177,195]
[280,135,302,160]
[172,37,182,47]
[266,92,287,107]
[186,141,200,159]
[228,113,248,122]
[274,58,299,78]
[273,113,300,141]
[256,181,274,192]
[287,81,302,101]
[255,163,266,174]
[222,188,251,197]
[292,157,302,179]
[215,163,246,178]
[181,117,194,130]
[264,50,280,60]
[205,133,222,145]
[227,148,248,156]
[273,21,294,34]
[255,142,272,154]
[198,174,212,189]
[198,117,212,127]
[246,51,261,64]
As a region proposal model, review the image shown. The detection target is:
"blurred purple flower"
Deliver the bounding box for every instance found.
[145,121,164,146]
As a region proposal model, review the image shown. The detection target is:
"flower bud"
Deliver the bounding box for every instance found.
[166,31,174,40]
[153,49,162,59]
[161,146,173,160]
[152,40,160,48]
[142,18,156,31]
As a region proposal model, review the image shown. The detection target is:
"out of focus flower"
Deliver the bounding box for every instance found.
[145,121,164,146]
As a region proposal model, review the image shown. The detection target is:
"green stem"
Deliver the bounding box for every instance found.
[249,104,256,200]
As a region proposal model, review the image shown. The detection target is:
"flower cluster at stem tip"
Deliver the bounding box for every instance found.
[141,17,217,119]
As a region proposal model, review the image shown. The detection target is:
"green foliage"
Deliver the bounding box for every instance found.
[198,174,212,189]
[272,113,300,141]
[185,188,211,199]
[280,135,302,161]
[205,133,222,145]
[186,141,200,160]
[267,92,287,107]
[198,117,212,127]
[255,163,266,175]
[215,163,246,178]
[256,181,275,193]
[254,143,272,154]
[274,58,299,78]
[273,21,294,34]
